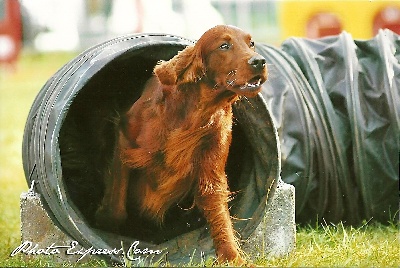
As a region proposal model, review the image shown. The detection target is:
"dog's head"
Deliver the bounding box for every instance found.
[154,25,268,97]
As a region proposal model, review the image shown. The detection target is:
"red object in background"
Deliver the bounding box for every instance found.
[373,6,400,35]
[0,0,22,65]
[306,13,342,39]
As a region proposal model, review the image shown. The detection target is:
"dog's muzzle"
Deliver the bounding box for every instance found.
[248,55,266,71]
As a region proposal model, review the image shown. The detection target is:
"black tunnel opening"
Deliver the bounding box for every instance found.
[59,44,257,244]
[22,35,279,264]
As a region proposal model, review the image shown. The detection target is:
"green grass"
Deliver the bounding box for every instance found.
[0,52,80,267]
[0,52,399,267]
[259,221,399,267]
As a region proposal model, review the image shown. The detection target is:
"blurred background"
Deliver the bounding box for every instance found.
[1,0,400,66]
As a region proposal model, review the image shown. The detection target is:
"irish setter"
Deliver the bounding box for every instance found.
[95,25,268,265]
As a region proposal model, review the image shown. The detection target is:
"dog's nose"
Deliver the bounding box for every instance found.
[248,55,266,71]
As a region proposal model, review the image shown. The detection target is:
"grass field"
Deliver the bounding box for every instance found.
[0,52,399,267]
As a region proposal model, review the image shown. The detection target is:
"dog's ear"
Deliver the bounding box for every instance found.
[153,59,177,86]
[154,45,205,85]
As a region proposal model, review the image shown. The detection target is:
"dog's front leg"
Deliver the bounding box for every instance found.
[195,176,245,266]
[95,131,129,232]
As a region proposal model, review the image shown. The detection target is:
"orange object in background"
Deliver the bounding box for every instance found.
[306,12,342,38]
[373,6,400,35]
[280,1,400,41]
[0,0,22,65]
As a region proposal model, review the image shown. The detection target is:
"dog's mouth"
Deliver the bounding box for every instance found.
[239,75,264,90]
[223,69,267,96]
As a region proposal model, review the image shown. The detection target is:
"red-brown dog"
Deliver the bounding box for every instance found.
[95,25,268,265]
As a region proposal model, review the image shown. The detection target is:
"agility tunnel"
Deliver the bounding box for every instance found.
[22,34,280,264]
[260,29,399,224]
[22,30,399,264]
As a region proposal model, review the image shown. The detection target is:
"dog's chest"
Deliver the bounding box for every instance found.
[162,107,233,176]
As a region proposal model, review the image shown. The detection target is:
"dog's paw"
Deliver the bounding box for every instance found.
[216,244,246,266]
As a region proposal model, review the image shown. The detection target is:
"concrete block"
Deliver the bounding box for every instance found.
[242,179,296,260]
[18,191,92,263]
[18,180,295,265]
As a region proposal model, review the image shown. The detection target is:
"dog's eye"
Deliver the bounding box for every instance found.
[249,40,255,48]
[219,43,231,50]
